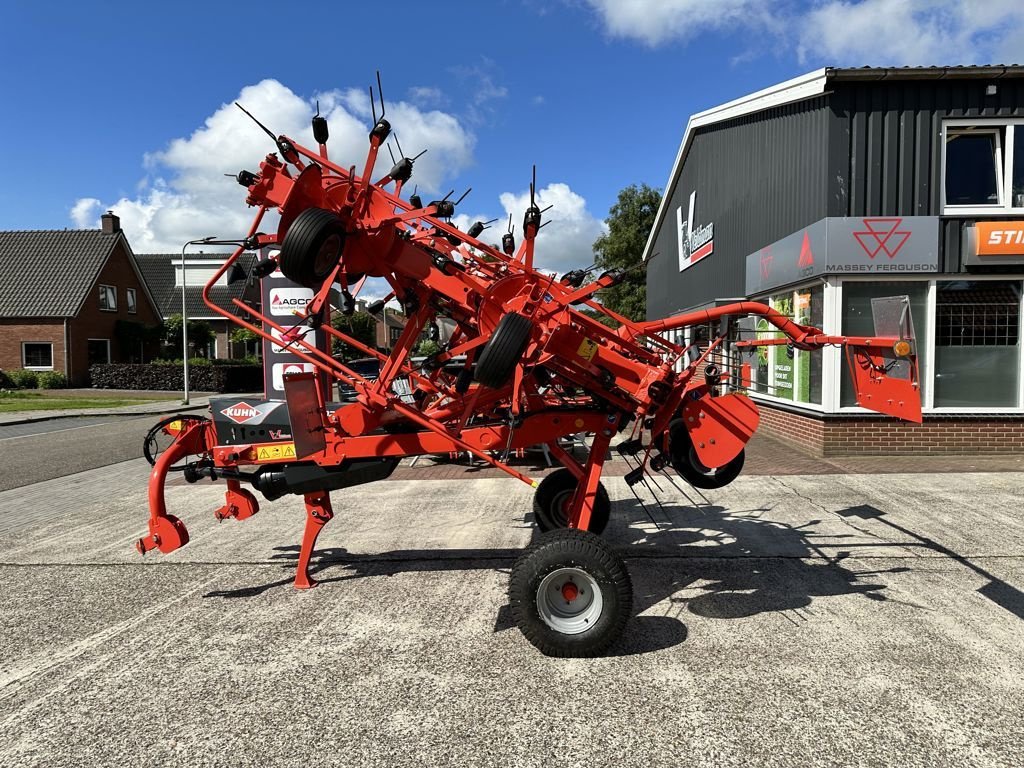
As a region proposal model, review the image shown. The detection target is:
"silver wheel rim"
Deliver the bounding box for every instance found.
[536,567,603,635]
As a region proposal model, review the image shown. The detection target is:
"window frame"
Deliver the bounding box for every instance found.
[87,338,111,366]
[941,118,1024,215]
[21,341,54,371]
[834,275,1023,414]
[126,287,137,314]
[99,284,117,312]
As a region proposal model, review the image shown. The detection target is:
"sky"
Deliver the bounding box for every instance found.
[1,0,1022,286]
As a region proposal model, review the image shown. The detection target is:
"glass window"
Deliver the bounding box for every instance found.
[1014,126,1024,210]
[841,281,930,407]
[945,129,1000,206]
[127,288,137,314]
[794,286,824,405]
[87,339,110,366]
[934,281,1020,407]
[22,343,53,369]
[99,284,117,311]
[744,286,824,405]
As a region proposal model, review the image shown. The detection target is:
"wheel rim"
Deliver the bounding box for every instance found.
[313,233,343,276]
[550,489,573,527]
[536,567,603,635]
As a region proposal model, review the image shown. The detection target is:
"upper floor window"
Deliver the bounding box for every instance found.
[943,119,1024,213]
[99,284,117,311]
[127,288,137,314]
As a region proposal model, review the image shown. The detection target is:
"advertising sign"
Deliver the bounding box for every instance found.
[964,221,1024,265]
[745,216,940,295]
[677,191,715,273]
[259,247,328,398]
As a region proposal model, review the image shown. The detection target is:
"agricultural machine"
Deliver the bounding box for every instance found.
[139,79,922,656]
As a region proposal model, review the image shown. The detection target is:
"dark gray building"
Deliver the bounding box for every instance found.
[645,66,1024,455]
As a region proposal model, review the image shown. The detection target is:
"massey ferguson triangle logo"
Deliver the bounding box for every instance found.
[760,248,773,278]
[220,402,259,424]
[854,218,911,260]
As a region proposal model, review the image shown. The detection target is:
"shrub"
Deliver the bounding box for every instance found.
[89,363,262,393]
[37,371,68,389]
[7,369,39,389]
[0,370,13,389]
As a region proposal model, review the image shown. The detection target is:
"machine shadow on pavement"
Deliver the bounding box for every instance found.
[202,493,920,656]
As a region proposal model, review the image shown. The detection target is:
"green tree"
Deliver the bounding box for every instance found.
[332,312,378,361]
[591,183,662,322]
[415,339,441,357]
[164,314,216,357]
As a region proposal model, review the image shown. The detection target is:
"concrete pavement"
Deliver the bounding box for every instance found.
[0,458,1021,766]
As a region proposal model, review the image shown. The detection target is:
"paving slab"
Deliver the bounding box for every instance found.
[0,461,1021,767]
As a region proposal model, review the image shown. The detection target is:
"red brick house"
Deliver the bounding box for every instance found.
[134,252,261,360]
[0,212,163,385]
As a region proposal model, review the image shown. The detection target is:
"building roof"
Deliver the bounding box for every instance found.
[135,252,260,321]
[0,229,123,317]
[642,64,1024,262]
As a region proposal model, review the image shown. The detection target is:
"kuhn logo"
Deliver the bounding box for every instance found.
[220,402,260,424]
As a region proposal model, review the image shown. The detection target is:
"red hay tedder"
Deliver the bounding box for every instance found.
[139,80,922,656]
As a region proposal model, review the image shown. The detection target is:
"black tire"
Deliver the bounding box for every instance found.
[279,208,347,289]
[509,529,632,657]
[475,312,533,388]
[533,468,611,534]
[667,419,745,489]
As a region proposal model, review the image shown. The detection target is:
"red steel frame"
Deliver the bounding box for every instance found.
[137,108,923,589]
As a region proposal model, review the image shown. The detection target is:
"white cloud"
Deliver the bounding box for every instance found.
[496,183,607,273]
[797,0,1024,66]
[583,0,1024,66]
[70,197,102,228]
[450,184,606,273]
[584,0,776,47]
[73,79,475,253]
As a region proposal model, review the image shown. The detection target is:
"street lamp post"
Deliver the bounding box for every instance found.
[180,236,218,405]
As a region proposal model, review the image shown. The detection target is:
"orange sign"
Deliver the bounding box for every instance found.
[976,221,1024,255]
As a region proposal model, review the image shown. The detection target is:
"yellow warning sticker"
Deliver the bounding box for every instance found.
[254,442,297,462]
[576,338,599,362]
[165,420,182,434]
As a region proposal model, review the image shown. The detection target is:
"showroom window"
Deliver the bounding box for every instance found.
[933,280,1021,408]
[943,120,1024,212]
[746,285,824,406]
[22,342,53,370]
[841,281,930,407]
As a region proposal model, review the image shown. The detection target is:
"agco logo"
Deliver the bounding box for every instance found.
[220,402,260,425]
[269,288,314,316]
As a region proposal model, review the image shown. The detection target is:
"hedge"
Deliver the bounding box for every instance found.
[89,363,262,393]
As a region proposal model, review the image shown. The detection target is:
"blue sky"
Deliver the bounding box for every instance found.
[1,0,1021,274]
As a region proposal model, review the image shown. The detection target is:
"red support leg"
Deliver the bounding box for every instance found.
[294,491,334,590]
[214,479,260,521]
[566,416,619,531]
[136,421,209,555]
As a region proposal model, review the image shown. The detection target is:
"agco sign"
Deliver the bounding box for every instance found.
[676,191,715,273]
[269,288,314,316]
